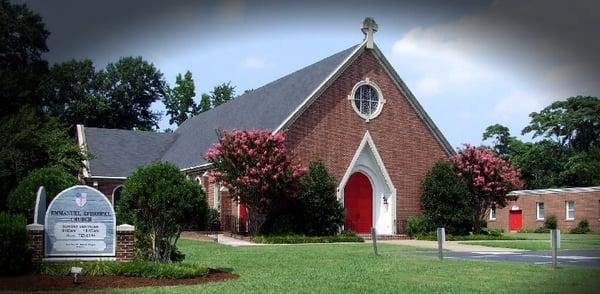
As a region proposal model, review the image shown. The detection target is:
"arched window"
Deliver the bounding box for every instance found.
[112,185,123,211]
[348,79,385,121]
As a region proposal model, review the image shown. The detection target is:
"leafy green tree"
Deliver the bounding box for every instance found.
[0,0,49,118]
[482,124,528,158]
[0,212,32,276]
[523,96,600,152]
[98,56,165,131]
[210,82,235,107]
[421,161,472,235]
[298,161,345,236]
[7,167,77,222]
[117,162,207,262]
[41,59,109,129]
[198,93,211,113]
[0,108,85,210]
[164,70,197,126]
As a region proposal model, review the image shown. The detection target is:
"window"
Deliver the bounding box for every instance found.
[112,186,123,211]
[349,80,385,120]
[536,202,545,220]
[489,205,497,220]
[566,201,575,220]
[214,183,221,211]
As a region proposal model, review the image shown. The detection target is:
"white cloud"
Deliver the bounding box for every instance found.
[240,56,275,69]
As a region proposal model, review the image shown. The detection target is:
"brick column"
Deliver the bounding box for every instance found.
[26,224,44,264]
[116,224,135,262]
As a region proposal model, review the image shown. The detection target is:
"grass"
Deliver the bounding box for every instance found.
[460,232,600,250]
[80,238,600,293]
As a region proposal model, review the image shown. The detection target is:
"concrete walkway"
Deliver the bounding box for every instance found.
[216,234,263,247]
[380,239,525,252]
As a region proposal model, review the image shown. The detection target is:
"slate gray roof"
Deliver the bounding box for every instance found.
[85,127,176,177]
[85,44,359,177]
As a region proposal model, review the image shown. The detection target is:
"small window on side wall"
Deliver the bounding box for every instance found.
[536,202,545,220]
[489,205,497,220]
[112,185,123,211]
[566,201,575,220]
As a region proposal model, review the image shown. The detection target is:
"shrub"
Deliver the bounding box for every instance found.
[0,212,32,276]
[544,215,558,230]
[406,215,433,238]
[481,227,503,237]
[205,208,221,231]
[534,227,550,233]
[251,233,364,244]
[40,261,209,279]
[117,161,208,262]
[297,161,345,236]
[421,161,472,235]
[7,166,78,222]
[570,219,590,234]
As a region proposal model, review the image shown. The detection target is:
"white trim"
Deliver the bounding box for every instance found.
[347,78,386,121]
[202,171,210,177]
[181,163,213,172]
[566,201,575,220]
[337,131,397,234]
[111,185,124,207]
[509,186,600,196]
[214,183,221,211]
[76,124,90,178]
[273,41,366,133]
[536,202,545,220]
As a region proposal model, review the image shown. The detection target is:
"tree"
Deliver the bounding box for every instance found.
[205,129,305,234]
[298,161,345,236]
[421,161,472,235]
[0,0,49,118]
[198,93,211,113]
[450,145,524,232]
[0,108,85,210]
[522,96,600,152]
[210,82,235,108]
[7,167,77,222]
[41,59,109,129]
[98,56,165,130]
[482,124,528,158]
[117,161,207,262]
[164,71,197,126]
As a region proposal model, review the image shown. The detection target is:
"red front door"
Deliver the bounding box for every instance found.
[239,203,248,232]
[509,210,522,231]
[344,172,373,233]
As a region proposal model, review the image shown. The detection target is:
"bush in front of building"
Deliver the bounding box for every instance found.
[117,161,208,263]
[205,208,221,231]
[0,212,32,276]
[406,215,434,238]
[544,215,558,230]
[7,166,78,222]
[570,219,591,234]
[41,261,209,279]
[421,161,472,235]
[297,161,345,236]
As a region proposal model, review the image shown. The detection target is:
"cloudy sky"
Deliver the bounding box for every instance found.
[17,0,600,148]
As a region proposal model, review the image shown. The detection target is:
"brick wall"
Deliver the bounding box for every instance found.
[488,191,600,232]
[286,49,449,232]
[26,224,44,264]
[116,224,135,262]
[84,178,124,204]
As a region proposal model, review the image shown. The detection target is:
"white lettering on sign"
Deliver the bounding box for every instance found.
[54,223,106,239]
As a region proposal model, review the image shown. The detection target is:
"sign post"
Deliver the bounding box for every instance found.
[437,227,445,260]
[371,227,378,256]
[44,185,116,258]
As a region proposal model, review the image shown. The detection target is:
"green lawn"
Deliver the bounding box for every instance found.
[86,239,600,293]
[460,233,600,250]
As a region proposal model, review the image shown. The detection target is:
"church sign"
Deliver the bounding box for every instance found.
[44,185,116,257]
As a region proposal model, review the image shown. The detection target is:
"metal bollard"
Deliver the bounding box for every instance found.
[437,228,445,260]
[551,229,559,268]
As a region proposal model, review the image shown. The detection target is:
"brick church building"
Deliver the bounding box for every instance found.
[77,18,453,235]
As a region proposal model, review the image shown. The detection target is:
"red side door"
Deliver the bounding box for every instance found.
[509,210,522,231]
[239,203,248,232]
[344,172,373,233]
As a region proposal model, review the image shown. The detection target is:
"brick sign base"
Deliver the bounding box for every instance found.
[27,223,135,263]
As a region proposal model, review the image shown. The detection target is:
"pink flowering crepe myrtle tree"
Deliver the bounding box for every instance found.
[450,144,524,233]
[204,129,306,234]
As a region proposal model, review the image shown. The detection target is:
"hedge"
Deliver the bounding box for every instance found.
[252,233,364,244]
[40,261,209,279]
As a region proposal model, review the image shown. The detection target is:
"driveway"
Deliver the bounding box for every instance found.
[418,250,600,267]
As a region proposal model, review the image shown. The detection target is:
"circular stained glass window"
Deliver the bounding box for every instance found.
[350,80,385,120]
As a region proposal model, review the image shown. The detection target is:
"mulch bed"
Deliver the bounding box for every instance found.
[0,269,238,292]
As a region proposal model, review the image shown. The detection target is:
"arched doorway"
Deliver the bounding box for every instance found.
[344,172,373,233]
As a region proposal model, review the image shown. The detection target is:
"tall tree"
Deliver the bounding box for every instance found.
[98,56,166,130]
[522,96,600,152]
[0,0,49,118]
[42,59,108,129]
[164,70,197,126]
[210,82,235,108]
[198,93,211,113]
